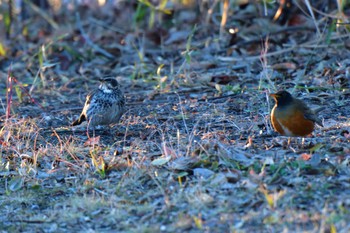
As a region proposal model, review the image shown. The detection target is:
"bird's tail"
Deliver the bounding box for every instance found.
[313,107,325,127]
[313,107,325,114]
[71,114,86,126]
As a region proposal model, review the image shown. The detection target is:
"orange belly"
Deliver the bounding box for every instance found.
[271,108,315,137]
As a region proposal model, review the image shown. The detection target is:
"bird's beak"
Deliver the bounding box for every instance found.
[269,93,279,101]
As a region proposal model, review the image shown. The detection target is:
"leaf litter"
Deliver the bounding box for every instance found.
[0,1,350,232]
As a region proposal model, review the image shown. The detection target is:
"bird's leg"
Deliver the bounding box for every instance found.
[281,137,290,149]
[301,137,305,148]
[287,137,297,152]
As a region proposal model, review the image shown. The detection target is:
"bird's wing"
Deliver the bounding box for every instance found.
[85,90,97,105]
[82,90,98,111]
[298,100,323,127]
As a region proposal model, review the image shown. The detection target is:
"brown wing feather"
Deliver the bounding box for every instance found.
[295,100,323,127]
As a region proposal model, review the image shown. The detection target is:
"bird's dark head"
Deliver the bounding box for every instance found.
[99,78,120,93]
[270,90,293,106]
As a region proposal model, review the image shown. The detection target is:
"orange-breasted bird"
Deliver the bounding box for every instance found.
[270,90,323,137]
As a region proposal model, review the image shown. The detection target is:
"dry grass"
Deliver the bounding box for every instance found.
[1,0,350,232]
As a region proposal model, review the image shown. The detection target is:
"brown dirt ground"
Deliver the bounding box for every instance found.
[1,1,350,232]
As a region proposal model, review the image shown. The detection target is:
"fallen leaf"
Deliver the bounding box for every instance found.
[151,156,171,166]
[309,143,324,154]
[193,168,215,179]
[300,153,311,161]
[84,136,100,146]
[164,30,190,45]
[162,143,177,157]
[169,157,197,170]
[211,75,239,84]
[9,176,24,192]
[271,62,297,70]
[225,169,241,183]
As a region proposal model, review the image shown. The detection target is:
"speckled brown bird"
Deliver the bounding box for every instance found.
[72,77,125,127]
[270,90,323,137]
